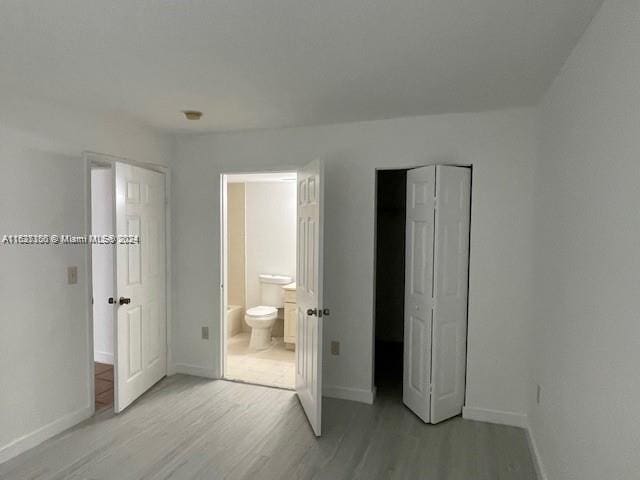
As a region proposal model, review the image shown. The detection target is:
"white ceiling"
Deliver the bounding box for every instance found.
[0,0,603,133]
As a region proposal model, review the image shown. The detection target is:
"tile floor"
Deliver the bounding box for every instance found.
[94,362,114,410]
[225,332,295,389]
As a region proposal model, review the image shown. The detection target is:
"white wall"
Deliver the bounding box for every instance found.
[91,168,115,364]
[171,107,537,413]
[531,0,640,478]
[0,95,170,462]
[244,181,297,310]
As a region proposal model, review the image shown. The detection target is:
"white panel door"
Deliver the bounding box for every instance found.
[296,159,324,436]
[430,166,471,423]
[403,166,436,422]
[114,162,167,413]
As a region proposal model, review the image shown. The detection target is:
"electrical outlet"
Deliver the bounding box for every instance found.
[67,266,78,285]
[201,326,209,340]
[331,341,340,355]
[536,384,542,405]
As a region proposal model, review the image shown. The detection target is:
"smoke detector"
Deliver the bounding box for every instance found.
[182,110,203,120]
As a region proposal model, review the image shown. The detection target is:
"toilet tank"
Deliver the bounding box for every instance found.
[259,274,293,307]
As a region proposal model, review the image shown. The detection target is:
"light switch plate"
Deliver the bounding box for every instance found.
[67,266,78,285]
[202,326,209,340]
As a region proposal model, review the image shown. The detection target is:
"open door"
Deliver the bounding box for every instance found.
[403,166,436,422]
[114,162,167,413]
[296,159,324,436]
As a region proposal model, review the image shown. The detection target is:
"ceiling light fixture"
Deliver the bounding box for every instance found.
[183,110,203,120]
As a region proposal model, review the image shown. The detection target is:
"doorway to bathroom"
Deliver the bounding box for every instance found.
[220,171,298,390]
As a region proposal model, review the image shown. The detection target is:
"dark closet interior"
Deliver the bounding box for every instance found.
[374,169,407,390]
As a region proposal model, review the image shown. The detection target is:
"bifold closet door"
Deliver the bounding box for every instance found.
[403,165,470,424]
[430,166,470,424]
[403,166,436,423]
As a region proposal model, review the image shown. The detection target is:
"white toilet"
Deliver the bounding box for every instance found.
[245,274,293,350]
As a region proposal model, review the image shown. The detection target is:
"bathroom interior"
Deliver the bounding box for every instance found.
[224,172,297,389]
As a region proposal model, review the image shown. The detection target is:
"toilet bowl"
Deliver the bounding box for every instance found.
[245,306,278,350]
[245,273,293,350]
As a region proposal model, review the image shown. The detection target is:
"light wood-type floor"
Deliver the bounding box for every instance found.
[226,333,295,389]
[0,375,537,480]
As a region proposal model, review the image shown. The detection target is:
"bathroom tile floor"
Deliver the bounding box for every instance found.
[226,332,295,389]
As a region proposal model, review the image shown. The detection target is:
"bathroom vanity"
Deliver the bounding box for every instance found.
[283,282,297,348]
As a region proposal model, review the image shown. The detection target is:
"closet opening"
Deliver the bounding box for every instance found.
[373,169,407,396]
[373,165,471,424]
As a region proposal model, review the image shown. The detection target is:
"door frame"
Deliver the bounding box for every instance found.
[218,167,299,381]
[83,151,172,413]
[371,163,473,407]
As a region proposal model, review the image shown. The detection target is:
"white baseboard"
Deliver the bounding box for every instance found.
[463,406,547,479]
[462,406,528,428]
[525,422,548,480]
[94,351,114,365]
[323,385,376,404]
[171,363,218,379]
[0,405,93,465]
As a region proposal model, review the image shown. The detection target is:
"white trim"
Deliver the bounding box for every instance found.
[219,174,228,379]
[94,351,114,365]
[0,406,93,464]
[462,406,546,479]
[525,422,548,480]
[171,363,218,379]
[462,406,528,428]
[323,385,376,404]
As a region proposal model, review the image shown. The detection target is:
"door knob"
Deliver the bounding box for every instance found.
[306,308,317,316]
[119,297,131,305]
[108,297,115,304]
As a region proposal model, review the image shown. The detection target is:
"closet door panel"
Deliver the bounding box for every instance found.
[430,166,471,424]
